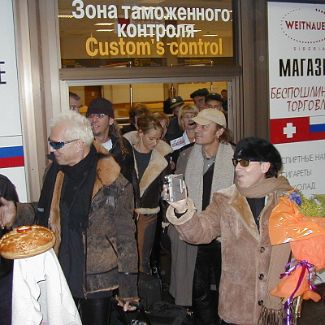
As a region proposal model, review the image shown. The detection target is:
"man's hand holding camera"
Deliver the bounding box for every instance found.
[162,174,188,214]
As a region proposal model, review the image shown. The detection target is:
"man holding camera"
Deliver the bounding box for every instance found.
[166,137,293,325]
[167,109,234,324]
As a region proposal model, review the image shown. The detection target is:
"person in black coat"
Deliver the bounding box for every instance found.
[0,174,19,325]
[86,97,139,204]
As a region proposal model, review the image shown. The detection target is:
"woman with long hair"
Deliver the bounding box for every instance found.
[124,113,172,274]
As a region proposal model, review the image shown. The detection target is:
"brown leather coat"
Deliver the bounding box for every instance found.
[16,152,138,299]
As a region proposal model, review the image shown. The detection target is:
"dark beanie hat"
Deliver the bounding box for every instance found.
[234,137,282,173]
[190,88,209,99]
[86,98,114,118]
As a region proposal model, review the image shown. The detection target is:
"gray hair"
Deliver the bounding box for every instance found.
[50,110,94,146]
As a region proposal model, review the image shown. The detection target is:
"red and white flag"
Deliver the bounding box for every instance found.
[270,116,325,144]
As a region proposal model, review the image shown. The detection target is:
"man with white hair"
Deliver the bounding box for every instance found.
[0,111,139,325]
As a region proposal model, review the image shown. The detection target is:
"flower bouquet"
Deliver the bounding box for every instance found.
[268,192,325,325]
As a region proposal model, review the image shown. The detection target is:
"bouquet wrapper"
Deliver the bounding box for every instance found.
[269,196,325,302]
[269,196,325,246]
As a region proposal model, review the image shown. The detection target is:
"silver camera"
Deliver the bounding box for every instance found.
[163,174,187,202]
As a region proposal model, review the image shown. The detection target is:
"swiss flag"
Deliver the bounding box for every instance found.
[270,117,325,144]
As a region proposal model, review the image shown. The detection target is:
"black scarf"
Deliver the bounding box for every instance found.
[36,145,98,231]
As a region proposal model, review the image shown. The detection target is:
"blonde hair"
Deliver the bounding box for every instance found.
[178,104,198,130]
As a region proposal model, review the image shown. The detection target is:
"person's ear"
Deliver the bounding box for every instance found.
[216,127,224,139]
[108,117,114,126]
[260,162,271,173]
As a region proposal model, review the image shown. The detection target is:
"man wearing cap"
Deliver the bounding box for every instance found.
[190,88,209,111]
[165,96,185,143]
[86,97,136,187]
[205,93,224,112]
[168,109,234,324]
[165,137,293,325]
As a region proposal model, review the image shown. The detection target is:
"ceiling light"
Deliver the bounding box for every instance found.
[96,29,114,32]
[203,34,219,37]
[58,14,73,18]
[95,23,114,26]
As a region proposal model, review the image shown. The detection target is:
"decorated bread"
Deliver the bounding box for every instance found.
[0,225,55,259]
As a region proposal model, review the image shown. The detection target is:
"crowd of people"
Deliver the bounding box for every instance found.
[0,88,302,325]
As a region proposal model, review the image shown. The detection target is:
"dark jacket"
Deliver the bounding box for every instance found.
[0,174,18,275]
[15,148,138,299]
[124,131,173,215]
[109,135,136,185]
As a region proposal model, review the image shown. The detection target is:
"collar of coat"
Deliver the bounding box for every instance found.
[216,177,292,240]
[91,141,121,197]
[49,143,121,253]
[124,131,172,196]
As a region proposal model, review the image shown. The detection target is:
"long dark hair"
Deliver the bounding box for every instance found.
[108,121,129,156]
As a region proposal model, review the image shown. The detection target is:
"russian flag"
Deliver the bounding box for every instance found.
[270,115,325,144]
[0,146,24,168]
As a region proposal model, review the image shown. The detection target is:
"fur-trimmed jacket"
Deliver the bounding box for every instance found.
[167,177,292,325]
[124,131,173,215]
[14,147,138,299]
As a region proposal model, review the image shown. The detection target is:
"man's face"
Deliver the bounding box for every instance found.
[195,122,221,145]
[88,114,111,139]
[48,123,81,166]
[173,104,182,117]
[206,99,223,111]
[234,160,271,188]
[193,96,206,111]
[69,97,82,112]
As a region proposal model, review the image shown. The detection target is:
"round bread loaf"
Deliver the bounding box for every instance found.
[0,225,55,259]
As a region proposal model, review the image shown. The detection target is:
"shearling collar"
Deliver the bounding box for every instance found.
[49,144,121,253]
[216,182,291,241]
[123,131,172,157]
[92,141,121,197]
[124,131,172,196]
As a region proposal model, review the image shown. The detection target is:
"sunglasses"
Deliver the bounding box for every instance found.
[87,113,107,120]
[48,138,79,150]
[232,158,260,167]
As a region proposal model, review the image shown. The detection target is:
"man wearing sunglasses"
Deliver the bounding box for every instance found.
[0,111,139,325]
[86,97,136,189]
[165,137,293,325]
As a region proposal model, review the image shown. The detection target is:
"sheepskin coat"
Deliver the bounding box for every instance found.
[124,131,173,214]
[167,177,292,325]
[15,147,138,299]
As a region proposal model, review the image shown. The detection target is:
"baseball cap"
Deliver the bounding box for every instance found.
[192,108,227,128]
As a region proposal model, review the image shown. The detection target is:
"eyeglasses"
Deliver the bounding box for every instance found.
[232,158,259,167]
[87,114,106,120]
[48,138,79,150]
